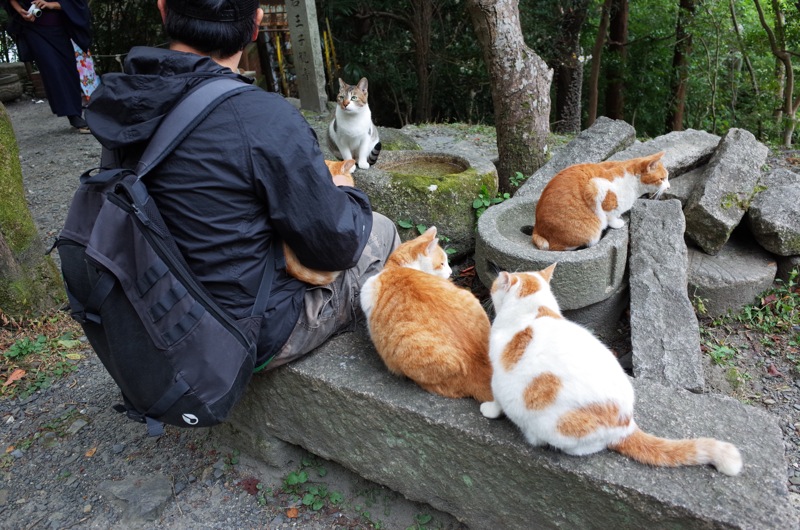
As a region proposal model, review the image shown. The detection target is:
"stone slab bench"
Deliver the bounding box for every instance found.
[217,326,798,529]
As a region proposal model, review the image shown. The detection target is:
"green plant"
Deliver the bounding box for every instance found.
[720,184,768,210]
[4,334,47,359]
[301,484,343,511]
[282,469,309,496]
[734,270,798,334]
[706,343,738,366]
[510,171,527,188]
[406,513,434,530]
[691,295,709,316]
[472,184,510,218]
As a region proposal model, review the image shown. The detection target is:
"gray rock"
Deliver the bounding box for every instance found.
[474,194,629,310]
[608,129,720,177]
[225,327,798,529]
[515,116,635,199]
[687,234,778,317]
[777,254,800,282]
[662,165,705,206]
[684,128,769,255]
[563,280,629,344]
[628,199,704,392]
[359,150,498,260]
[100,474,172,524]
[746,168,800,256]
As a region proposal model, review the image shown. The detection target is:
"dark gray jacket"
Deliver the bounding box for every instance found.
[85,47,372,362]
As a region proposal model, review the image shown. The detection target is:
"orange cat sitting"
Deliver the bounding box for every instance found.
[359,226,493,403]
[532,152,670,251]
[283,159,356,285]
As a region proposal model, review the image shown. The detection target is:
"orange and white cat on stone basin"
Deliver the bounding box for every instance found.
[532,152,670,251]
[481,264,742,475]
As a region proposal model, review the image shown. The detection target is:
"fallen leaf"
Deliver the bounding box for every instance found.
[2,369,26,388]
[286,507,299,519]
[6,445,14,454]
[58,339,82,349]
[767,364,783,377]
[85,447,97,458]
[65,353,83,360]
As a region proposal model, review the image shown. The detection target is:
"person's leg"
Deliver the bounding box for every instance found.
[263,213,400,370]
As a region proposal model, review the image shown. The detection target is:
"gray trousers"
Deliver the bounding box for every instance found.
[263,212,400,370]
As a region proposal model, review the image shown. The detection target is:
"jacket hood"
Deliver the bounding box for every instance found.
[85,46,251,150]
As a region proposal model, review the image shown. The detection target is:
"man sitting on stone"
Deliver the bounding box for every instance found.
[85,0,400,371]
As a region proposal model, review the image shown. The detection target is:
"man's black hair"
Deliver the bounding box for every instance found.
[164,0,258,59]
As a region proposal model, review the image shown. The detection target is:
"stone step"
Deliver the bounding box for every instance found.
[746,168,800,256]
[687,230,778,317]
[607,129,720,177]
[216,327,798,529]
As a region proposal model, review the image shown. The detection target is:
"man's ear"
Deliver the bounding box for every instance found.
[253,8,264,41]
[157,0,168,24]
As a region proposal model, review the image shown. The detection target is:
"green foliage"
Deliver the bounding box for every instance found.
[406,513,434,530]
[472,184,511,218]
[396,220,457,256]
[734,270,799,334]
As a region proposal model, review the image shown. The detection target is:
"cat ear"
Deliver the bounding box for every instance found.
[494,271,512,291]
[342,160,356,174]
[357,77,369,94]
[646,151,666,171]
[338,78,347,90]
[422,226,437,239]
[539,263,557,282]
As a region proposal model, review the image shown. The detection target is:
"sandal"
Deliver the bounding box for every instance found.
[68,115,89,131]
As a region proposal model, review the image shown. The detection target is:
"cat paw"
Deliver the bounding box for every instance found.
[357,160,370,169]
[608,217,625,229]
[480,401,503,419]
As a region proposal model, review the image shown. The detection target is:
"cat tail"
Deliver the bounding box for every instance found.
[531,231,550,250]
[283,243,340,286]
[609,427,742,476]
[367,141,382,166]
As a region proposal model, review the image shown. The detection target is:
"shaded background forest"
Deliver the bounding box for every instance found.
[1,0,799,145]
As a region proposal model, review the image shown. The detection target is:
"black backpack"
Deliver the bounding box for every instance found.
[57,78,273,436]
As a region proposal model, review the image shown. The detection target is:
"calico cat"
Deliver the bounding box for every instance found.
[327,77,382,170]
[481,265,742,475]
[283,159,356,286]
[532,152,670,251]
[359,226,493,402]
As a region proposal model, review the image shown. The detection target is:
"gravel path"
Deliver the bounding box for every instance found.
[2,96,799,527]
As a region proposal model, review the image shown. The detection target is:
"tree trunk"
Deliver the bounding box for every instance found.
[552,1,591,134]
[665,0,695,132]
[604,0,628,121]
[0,103,64,317]
[587,0,613,126]
[754,0,796,146]
[466,0,552,193]
[411,0,434,123]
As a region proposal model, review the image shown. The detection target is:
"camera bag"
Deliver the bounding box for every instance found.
[56,78,271,436]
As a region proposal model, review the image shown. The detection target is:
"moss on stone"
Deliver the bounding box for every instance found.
[0,103,37,253]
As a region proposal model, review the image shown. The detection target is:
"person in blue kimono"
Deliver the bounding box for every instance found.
[1,0,93,132]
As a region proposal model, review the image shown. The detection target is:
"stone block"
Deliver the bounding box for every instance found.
[629,199,704,392]
[224,327,798,529]
[360,150,498,260]
[475,194,628,310]
[515,117,635,199]
[663,166,704,206]
[746,168,800,256]
[563,279,629,344]
[687,232,778,317]
[608,129,720,177]
[684,128,768,255]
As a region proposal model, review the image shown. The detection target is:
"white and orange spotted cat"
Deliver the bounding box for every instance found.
[359,226,493,402]
[482,264,742,475]
[283,159,356,286]
[532,152,670,250]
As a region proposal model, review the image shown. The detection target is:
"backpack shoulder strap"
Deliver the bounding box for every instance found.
[135,77,258,177]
